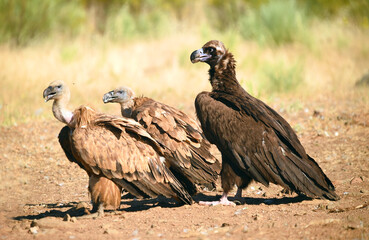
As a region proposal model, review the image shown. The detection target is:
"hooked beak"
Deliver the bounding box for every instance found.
[43,88,56,102]
[102,91,116,103]
[190,48,211,63]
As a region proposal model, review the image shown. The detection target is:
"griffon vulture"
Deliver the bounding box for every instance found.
[190,40,339,206]
[43,80,192,216]
[103,87,221,195]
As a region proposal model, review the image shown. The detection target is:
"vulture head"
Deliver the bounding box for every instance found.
[43,80,73,125]
[43,80,70,102]
[102,86,135,104]
[190,40,226,67]
[103,86,135,118]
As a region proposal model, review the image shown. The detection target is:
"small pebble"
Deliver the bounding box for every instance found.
[30,220,38,228]
[28,226,38,235]
[76,202,89,209]
[221,223,230,227]
[63,214,71,222]
[234,209,242,215]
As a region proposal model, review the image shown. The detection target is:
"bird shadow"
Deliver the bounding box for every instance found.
[13,197,183,221]
[120,197,184,212]
[193,193,311,205]
[13,203,88,221]
[13,194,311,221]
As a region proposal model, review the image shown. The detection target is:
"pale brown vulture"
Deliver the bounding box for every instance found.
[190,40,339,206]
[43,80,192,216]
[103,87,221,195]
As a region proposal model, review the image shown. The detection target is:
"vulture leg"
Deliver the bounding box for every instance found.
[77,203,105,219]
[235,188,242,198]
[92,203,105,217]
[199,158,252,206]
[199,192,236,206]
[199,159,236,206]
[232,188,244,205]
[87,175,122,217]
[233,174,252,204]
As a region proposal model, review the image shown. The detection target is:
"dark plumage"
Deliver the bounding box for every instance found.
[103,87,221,195]
[190,40,339,205]
[43,81,192,216]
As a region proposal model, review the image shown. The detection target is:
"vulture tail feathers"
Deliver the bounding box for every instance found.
[113,178,150,199]
[280,150,339,201]
[162,166,193,205]
[168,166,198,196]
[304,155,339,200]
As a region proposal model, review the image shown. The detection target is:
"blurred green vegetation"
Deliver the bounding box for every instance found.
[239,0,309,45]
[0,0,86,45]
[261,60,304,94]
[0,0,368,46]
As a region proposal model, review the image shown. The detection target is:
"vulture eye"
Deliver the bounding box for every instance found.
[57,85,62,89]
[209,48,214,53]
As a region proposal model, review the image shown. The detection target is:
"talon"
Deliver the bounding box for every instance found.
[233,200,242,205]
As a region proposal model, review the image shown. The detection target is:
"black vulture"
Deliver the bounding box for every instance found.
[190,40,339,206]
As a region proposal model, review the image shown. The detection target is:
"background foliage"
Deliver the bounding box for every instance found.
[0,0,368,45]
[0,0,368,126]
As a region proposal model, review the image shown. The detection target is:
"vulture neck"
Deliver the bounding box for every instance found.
[209,52,241,94]
[120,99,134,118]
[52,96,73,125]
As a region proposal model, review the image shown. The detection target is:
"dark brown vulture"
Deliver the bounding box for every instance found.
[102,87,221,195]
[190,40,339,206]
[43,80,192,216]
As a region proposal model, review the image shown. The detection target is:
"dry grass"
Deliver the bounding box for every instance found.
[0,22,368,126]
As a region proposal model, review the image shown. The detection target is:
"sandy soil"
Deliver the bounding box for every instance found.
[0,97,368,240]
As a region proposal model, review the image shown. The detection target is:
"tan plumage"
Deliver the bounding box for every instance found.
[43,81,192,216]
[103,87,221,195]
[89,175,121,210]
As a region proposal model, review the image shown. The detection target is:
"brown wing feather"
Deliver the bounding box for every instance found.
[195,91,339,200]
[70,106,192,204]
[132,98,221,190]
[59,115,123,209]
[58,126,87,171]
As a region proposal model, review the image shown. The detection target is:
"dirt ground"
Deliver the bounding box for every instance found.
[0,96,368,240]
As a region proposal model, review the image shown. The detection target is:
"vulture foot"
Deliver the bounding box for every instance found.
[78,203,105,219]
[232,187,245,205]
[199,193,236,206]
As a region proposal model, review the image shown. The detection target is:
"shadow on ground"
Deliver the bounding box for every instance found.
[13,194,311,221]
[193,193,311,205]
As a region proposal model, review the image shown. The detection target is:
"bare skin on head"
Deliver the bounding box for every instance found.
[43,80,74,125]
[102,86,135,118]
[190,40,339,206]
